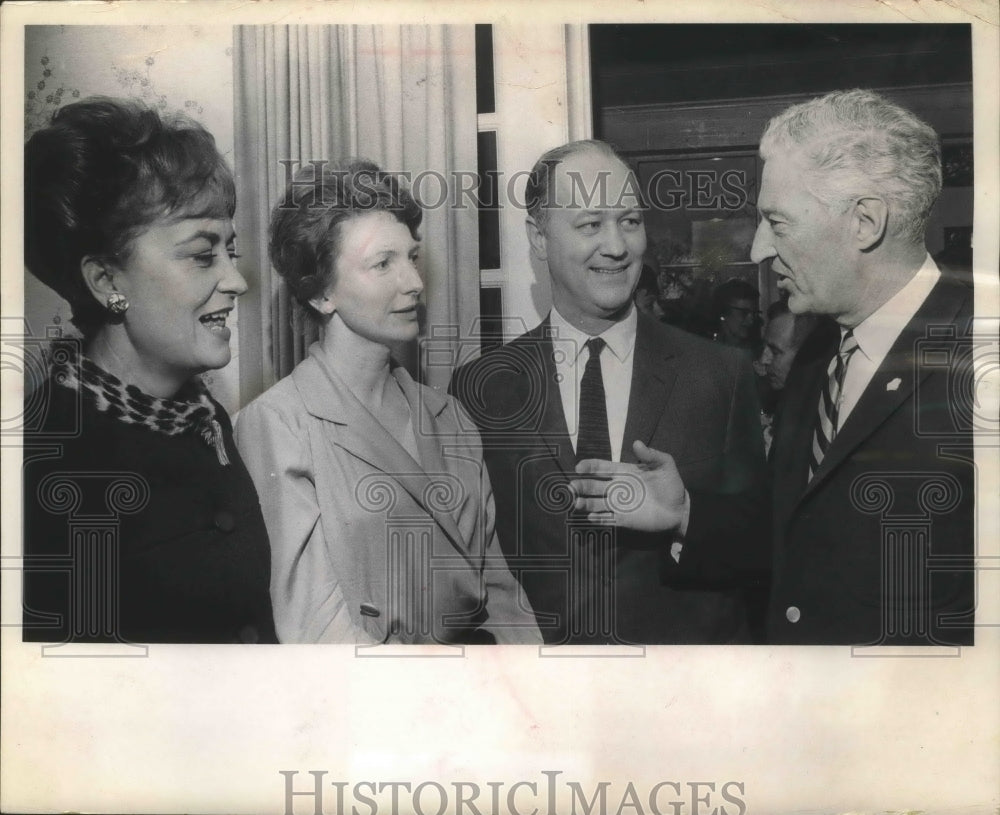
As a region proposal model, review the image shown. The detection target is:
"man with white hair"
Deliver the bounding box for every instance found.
[573,90,975,645]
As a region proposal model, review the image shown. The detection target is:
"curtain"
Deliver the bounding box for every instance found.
[233,25,479,406]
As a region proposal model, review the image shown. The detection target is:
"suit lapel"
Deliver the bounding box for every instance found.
[772,350,830,522]
[621,313,678,462]
[529,313,680,468]
[526,319,577,475]
[797,276,970,502]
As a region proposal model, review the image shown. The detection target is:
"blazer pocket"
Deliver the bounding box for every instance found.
[358,601,391,643]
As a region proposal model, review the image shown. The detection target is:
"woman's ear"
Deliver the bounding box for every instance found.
[80,255,119,305]
[308,292,336,316]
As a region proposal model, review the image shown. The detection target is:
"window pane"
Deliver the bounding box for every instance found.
[479,287,504,355]
[477,130,501,270]
[475,24,495,115]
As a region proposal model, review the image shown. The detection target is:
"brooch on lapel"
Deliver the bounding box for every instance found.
[886,377,902,392]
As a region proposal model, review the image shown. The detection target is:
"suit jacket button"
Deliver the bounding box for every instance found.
[786,606,801,623]
[213,511,236,532]
[360,603,381,618]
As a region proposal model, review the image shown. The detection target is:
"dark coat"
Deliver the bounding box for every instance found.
[767,275,975,645]
[450,311,770,644]
[22,378,277,644]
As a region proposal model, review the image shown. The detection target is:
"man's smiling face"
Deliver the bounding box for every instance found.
[529,148,647,332]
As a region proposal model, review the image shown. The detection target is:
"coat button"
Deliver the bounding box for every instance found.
[238,625,259,644]
[359,602,381,618]
[786,606,801,623]
[213,511,236,532]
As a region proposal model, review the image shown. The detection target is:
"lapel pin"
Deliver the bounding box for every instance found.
[886,377,902,391]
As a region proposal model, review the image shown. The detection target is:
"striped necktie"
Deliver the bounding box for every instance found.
[809,329,859,481]
[576,337,612,462]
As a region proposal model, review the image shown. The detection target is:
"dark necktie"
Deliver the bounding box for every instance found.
[576,337,612,462]
[809,328,859,480]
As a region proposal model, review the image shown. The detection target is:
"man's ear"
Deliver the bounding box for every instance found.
[80,256,118,306]
[525,216,548,261]
[852,196,889,250]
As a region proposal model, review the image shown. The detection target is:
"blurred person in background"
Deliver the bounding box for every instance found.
[712,277,761,354]
[633,264,666,320]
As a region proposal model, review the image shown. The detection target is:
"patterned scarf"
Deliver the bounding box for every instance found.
[49,342,231,466]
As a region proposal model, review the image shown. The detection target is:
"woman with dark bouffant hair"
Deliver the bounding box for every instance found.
[23,97,276,644]
[236,161,540,645]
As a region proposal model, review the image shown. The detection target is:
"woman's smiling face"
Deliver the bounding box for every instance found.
[107,214,247,389]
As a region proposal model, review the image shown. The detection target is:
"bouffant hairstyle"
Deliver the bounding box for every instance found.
[24,96,236,338]
[268,159,422,320]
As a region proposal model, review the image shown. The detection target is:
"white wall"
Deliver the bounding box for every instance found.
[21,24,592,398]
[492,25,591,338]
[23,25,241,413]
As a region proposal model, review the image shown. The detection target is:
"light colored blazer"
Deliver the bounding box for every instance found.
[236,343,541,644]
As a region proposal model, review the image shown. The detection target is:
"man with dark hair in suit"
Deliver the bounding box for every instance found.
[450,139,768,644]
[574,91,975,646]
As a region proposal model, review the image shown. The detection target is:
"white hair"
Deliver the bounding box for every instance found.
[759,89,942,244]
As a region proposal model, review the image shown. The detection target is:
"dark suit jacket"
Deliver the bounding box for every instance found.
[768,275,975,645]
[450,310,769,644]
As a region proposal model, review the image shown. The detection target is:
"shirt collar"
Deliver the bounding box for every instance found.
[549,305,638,363]
[851,254,940,362]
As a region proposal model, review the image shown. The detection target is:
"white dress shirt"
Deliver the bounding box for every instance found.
[549,305,637,462]
[838,255,941,429]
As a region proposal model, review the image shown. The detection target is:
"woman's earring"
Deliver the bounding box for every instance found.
[106,292,129,315]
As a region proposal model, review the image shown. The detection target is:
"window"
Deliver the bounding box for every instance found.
[475,24,504,355]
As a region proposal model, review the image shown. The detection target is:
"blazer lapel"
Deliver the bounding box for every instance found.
[621,313,678,462]
[799,276,969,501]
[292,346,473,566]
[393,367,476,567]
